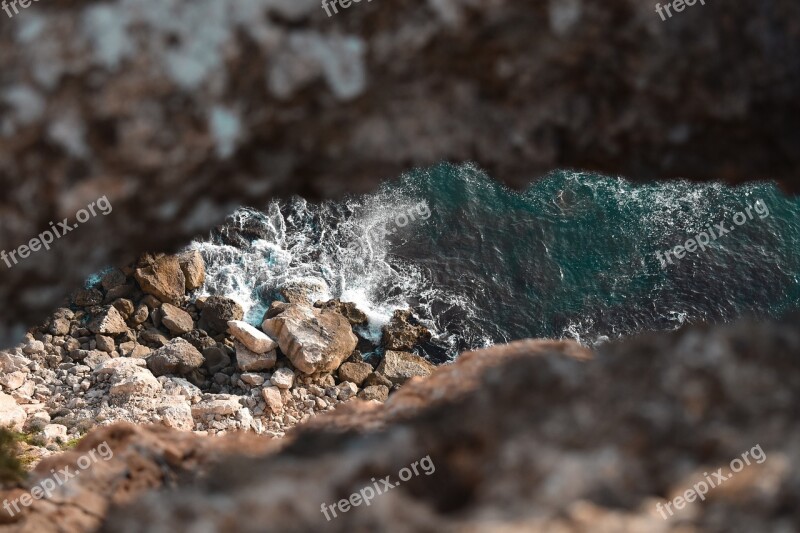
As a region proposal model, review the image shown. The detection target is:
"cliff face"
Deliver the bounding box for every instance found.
[1,322,797,532]
[2,0,799,344]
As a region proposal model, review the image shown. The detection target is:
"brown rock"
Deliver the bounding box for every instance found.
[337,361,372,386]
[72,288,103,307]
[161,303,194,335]
[134,255,186,303]
[177,250,206,291]
[357,385,389,402]
[146,338,204,377]
[376,351,436,386]
[262,304,357,374]
[112,298,135,319]
[87,306,129,336]
[200,296,244,334]
[381,309,431,351]
[314,299,368,326]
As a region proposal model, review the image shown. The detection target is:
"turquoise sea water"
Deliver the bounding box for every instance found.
[193,163,800,360]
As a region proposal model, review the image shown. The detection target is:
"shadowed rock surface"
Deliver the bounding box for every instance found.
[2,0,799,345]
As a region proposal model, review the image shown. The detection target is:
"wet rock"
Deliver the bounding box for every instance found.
[134,255,186,303]
[262,304,357,374]
[147,339,204,377]
[200,296,244,334]
[376,351,436,385]
[279,280,329,305]
[381,309,432,351]
[314,299,368,327]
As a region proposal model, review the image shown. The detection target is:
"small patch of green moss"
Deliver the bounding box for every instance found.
[62,436,82,450]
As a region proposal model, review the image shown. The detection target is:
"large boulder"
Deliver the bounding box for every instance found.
[228,320,277,353]
[134,255,186,303]
[200,296,244,334]
[376,351,436,385]
[146,338,205,377]
[262,304,358,374]
[178,250,206,291]
[88,306,129,335]
[381,309,432,351]
[278,279,329,305]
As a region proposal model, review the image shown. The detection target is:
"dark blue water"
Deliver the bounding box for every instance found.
[192,163,800,360]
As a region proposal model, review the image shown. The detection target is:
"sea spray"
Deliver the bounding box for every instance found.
[190,163,800,360]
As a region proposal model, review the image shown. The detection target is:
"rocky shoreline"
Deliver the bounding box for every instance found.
[0,250,436,461]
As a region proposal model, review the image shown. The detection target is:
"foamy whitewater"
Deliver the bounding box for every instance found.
[189,163,800,361]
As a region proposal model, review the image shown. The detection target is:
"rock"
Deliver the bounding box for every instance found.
[262,304,358,374]
[381,309,432,351]
[182,330,217,352]
[40,423,68,444]
[337,362,372,386]
[50,317,71,336]
[139,328,170,348]
[157,398,194,431]
[147,338,205,377]
[357,385,390,402]
[270,367,295,389]
[228,320,278,353]
[22,340,44,355]
[262,301,290,321]
[0,371,26,391]
[177,250,206,291]
[200,296,244,334]
[0,392,26,430]
[376,351,436,385]
[314,299,368,326]
[240,373,266,386]
[83,350,112,369]
[191,395,242,417]
[96,334,115,353]
[113,298,135,318]
[134,255,186,303]
[110,370,162,398]
[88,306,129,335]
[163,377,202,400]
[72,288,103,307]
[161,303,194,335]
[279,279,329,305]
[235,341,276,373]
[202,346,231,374]
[101,268,127,292]
[337,381,359,400]
[363,370,393,388]
[261,387,283,414]
[130,303,150,325]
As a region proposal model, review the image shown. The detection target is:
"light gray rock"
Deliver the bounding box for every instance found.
[271,367,295,389]
[228,320,277,354]
[191,395,242,417]
[234,341,276,373]
[0,392,26,430]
